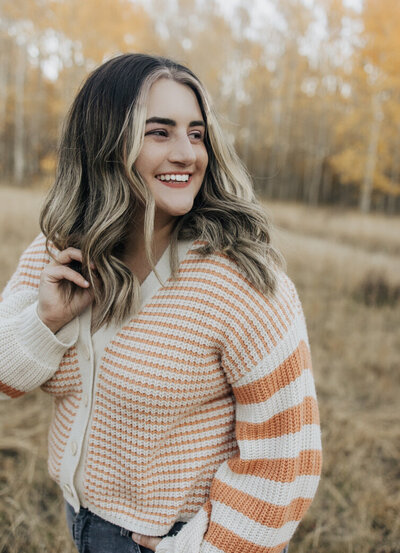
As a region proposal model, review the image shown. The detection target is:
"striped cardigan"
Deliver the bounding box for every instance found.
[0,234,322,553]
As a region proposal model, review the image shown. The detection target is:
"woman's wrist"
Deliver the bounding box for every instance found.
[37,307,67,334]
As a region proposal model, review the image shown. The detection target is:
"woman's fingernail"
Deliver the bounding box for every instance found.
[132,532,140,542]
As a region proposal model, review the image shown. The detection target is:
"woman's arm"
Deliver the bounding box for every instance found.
[0,234,90,399]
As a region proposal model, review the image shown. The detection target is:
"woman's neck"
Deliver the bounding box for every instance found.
[122,211,176,280]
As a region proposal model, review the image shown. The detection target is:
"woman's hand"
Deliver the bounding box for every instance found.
[37,247,94,334]
[131,532,162,551]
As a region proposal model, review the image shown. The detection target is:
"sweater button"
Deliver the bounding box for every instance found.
[71,441,78,456]
[83,394,89,407]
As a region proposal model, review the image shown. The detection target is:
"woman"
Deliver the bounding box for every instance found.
[0,53,322,553]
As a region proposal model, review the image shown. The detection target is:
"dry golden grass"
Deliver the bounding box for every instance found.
[0,186,399,553]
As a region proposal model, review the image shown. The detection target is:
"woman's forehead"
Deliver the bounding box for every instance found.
[145,79,204,122]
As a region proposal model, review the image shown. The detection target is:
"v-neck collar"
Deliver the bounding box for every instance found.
[83,238,196,344]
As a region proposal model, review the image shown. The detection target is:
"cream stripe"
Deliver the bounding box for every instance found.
[87,435,236,462]
[210,501,299,546]
[236,370,316,423]
[88,421,234,448]
[238,424,321,460]
[215,464,320,503]
[200,544,225,553]
[233,323,309,388]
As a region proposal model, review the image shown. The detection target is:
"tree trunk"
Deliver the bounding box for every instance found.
[13,42,26,185]
[359,93,383,213]
[0,36,9,178]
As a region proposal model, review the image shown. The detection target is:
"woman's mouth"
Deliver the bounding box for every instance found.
[155,173,192,188]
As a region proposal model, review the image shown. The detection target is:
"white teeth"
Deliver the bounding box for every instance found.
[157,174,190,182]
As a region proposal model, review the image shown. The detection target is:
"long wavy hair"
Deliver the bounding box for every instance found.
[40,53,284,331]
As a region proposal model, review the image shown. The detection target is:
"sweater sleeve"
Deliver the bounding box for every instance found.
[156,269,322,553]
[0,234,79,400]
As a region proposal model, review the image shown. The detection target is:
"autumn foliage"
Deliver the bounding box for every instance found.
[1,0,400,213]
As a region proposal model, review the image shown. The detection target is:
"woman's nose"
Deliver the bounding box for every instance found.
[168,135,196,165]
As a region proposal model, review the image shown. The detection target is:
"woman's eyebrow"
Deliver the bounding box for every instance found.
[145,116,205,127]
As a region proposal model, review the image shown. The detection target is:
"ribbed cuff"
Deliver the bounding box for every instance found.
[14,302,79,366]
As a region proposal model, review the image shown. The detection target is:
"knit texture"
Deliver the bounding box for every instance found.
[0,234,322,553]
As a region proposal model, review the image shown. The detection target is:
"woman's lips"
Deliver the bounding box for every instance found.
[156,175,192,188]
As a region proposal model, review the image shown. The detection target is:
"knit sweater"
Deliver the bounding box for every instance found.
[0,234,322,553]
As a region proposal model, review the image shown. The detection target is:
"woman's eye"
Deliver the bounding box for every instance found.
[189,132,204,140]
[146,129,168,137]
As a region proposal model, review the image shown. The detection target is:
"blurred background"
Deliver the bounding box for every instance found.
[0,1,399,552]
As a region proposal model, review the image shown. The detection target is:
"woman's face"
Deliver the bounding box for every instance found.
[134,78,208,226]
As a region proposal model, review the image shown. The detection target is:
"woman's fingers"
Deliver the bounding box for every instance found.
[37,248,95,333]
[54,247,96,270]
[55,247,84,265]
[45,265,90,289]
[131,533,162,551]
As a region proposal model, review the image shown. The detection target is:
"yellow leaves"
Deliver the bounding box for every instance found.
[40,153,57,174]
[48,0,155,62]
[330,148,365,185]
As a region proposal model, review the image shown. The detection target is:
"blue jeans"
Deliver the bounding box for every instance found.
[65,501,186,553]
[65,501,290,553]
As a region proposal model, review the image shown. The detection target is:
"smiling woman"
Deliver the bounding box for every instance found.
[0,53,321,553]
[135,79,208,222]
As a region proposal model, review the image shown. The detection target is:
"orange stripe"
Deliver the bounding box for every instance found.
[0,380,25,398]
[84,464,213,494]
[278,279,296,321]
[44,370,80,384]
[81,492,185,524]
[99,363,226,396]
[90,418,234,451]
[123,315,254,378]
[15,272,41,283]
[179,255,289,330]
[56,399,79,419]
[42,382,82,395]
[138,303,263,366]
[122,319,223,347]
[111,335,214,361]
[130,315,244,371]
[165,277,289,337]
[236,396,319,440]
[234,340,311,405]
[57,401,78,422]
[91,403,234,439]
[228,449,323,481]
[96,372,226,406]
[11,280,38,289]
[205,521,288,553]
[103,348,220,378]
[18,255,49,264]
[53,411,72,437]
[87,430,236,461]
[85,443,237,473]
[58,361,79,370]
[118,323,237,370]
[82,468,210,501]
[146,287,281,351]
[210,478,312,527]
[85,453,232,484]
[48,437,65,460]
[93,391,234,424]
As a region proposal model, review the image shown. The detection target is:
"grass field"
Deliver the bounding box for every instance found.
[0,186,399,553]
